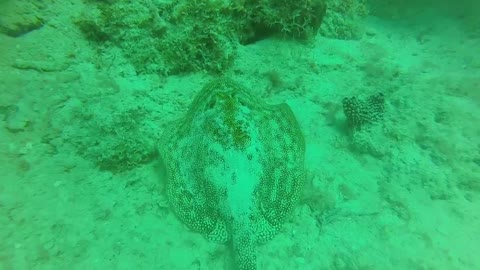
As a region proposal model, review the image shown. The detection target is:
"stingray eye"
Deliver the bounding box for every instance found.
[207,97,217,109]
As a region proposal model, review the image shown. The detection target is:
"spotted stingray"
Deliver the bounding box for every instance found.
[159,78,305,270]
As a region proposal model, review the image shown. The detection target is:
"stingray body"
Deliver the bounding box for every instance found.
[159,78,305,269]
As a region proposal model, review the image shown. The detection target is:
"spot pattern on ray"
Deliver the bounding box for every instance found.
[159,78,305,270]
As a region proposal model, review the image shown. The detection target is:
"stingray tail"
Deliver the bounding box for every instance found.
[232,218,257,270]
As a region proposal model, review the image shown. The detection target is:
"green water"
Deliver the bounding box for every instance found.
[1,0,479,269]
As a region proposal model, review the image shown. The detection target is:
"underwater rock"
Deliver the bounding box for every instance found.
[0,1,44,37]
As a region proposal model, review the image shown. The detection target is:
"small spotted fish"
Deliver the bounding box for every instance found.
[159,78,305,269]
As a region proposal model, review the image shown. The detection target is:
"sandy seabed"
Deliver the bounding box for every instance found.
[1,1,479,270]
